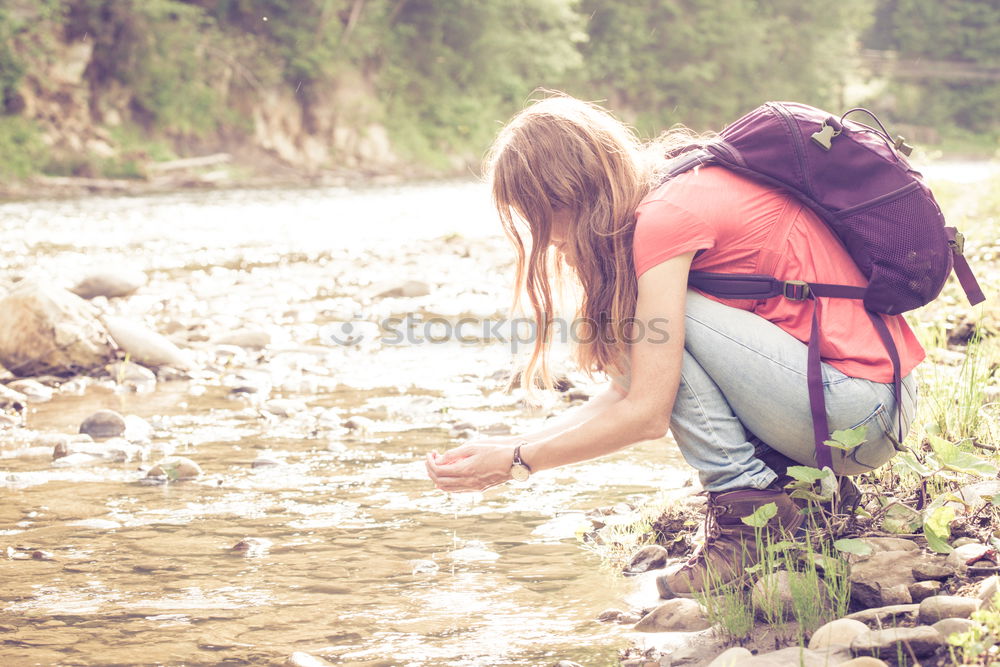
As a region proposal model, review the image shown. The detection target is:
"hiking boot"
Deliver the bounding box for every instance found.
[656,486,804,599]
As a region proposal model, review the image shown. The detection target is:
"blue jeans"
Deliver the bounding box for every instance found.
[671,290,917,492]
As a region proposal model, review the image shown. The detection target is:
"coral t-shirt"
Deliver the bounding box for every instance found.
[633,165,925,383]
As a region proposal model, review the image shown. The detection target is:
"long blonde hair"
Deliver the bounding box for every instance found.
[485,93,702,393]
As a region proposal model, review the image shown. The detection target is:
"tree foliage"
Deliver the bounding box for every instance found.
[0,0,995,171]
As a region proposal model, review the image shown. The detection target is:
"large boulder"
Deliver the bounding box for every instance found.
[0,280,116,376]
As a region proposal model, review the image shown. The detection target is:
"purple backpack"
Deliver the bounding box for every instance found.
[671,101,985,469]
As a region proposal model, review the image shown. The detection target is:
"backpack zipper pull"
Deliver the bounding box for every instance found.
[810,121,841,150]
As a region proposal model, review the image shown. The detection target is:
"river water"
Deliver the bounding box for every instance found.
[0,180,692,666]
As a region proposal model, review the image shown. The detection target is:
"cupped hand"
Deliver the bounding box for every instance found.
[425,440,516,492]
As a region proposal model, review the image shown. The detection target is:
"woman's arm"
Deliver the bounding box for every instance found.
[425,252,692,492]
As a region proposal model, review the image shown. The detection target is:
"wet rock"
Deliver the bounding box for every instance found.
[103,316,193,369]
[633,598,711,632]
[836,659,889,667]
[706,647,753,667]
[880,583,913,605]
[70,269,147,300]
[808,618,870,650]
[101,437,143,462]
[850,626,944,659]
[251,455,283,468]
[909,580,942,602]
[230,537,272,556]
[624,545,668,575]
[932,617,976,639]
[0,383,26,411]
[79,409,127,439]
[846,603,919,625]
[146,456,202,481]
[106,361,157,388]
[597,608,627,622]
[6,379,52,402]
[550,662,583,667]
[371,279,431,298]
[284,652,335,667]
[214,329,271,349]
[918,595,981,624]
[51,451,103,467]
[0,280,117,377]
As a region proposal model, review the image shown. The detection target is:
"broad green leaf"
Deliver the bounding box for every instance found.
[923,505,956,554]
[786,466,827,484]
[765,540,799,555]
[833,538,873,556]
[882,502,923,534]
[930,437,997,477]
[893,451,932,477]
[824,426,867,451]
[991,494,1000,507]
[741,501,777,528]
[818,467,838,500]
[789,489,830,503]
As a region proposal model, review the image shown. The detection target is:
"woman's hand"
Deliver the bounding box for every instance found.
[425,440,516,492]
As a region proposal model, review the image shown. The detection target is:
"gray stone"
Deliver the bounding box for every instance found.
[850,626,945,659]
[909,580,942,602]
[850,550,939,607]
[634,598,711,632]
[597,608,626,622]
[932,617,976,639]
[978,575,1000,610]
[846,604,919,625]
[146,457,202,481]
[79,409,127,439]
[918,595,981,624]
[808,618,870,650]
[912,558,953,581]
[123,415,154,443]
[741,646,841,666]
[103,316,192,369]
[837,659,889,667]
[706,647,753,667]
[0,280,117,377]
[946,543,990,571]
[70,269,147,300]
[625,544,669,574]
[6,379,52,402]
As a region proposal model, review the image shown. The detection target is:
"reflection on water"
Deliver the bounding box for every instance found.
[0,181,690,666]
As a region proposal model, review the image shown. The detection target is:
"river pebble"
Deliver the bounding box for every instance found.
[106,361,157,388]
[146,456,202,481]
[70,269,147,299]
[918,595,981,623]
[850,626,945,659]
[808,618,870,650]
[932,617,976,638]
[624,545,668,575]
[103,316,193,369]
[633,598,711,632]
[706,646,753,667]
[79,409,127,439]
[6,379,53,402]
[284,652,335,667]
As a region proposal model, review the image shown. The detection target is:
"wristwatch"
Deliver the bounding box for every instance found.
[509,442,532,482]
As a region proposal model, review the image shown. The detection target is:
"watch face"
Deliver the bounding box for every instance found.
[510,464,530,482]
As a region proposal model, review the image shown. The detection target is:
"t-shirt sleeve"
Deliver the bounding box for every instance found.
[633,199,715,278]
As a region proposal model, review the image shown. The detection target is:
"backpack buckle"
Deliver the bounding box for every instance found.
[948,231,966,255]
[783,280,811,300]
